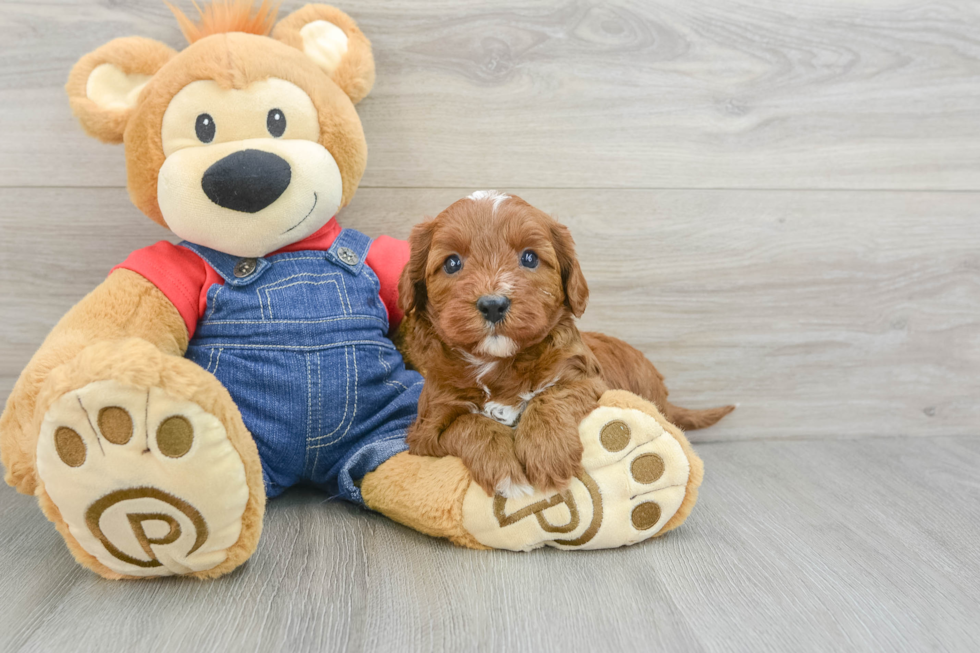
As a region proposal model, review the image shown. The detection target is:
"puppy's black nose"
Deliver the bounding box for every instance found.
[477,295,511,324]
[202,149,291,213]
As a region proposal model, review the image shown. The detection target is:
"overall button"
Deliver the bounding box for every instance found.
[234,258,257,278]
[337,247,359,266]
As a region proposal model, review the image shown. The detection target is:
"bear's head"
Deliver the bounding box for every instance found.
[66,1,374,257]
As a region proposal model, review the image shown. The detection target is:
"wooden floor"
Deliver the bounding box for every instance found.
[2,437,979,652]
[1,1,978,651]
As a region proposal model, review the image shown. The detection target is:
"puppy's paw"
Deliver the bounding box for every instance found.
[516,431,583,493]
[461,394,698,551]
[468,454,529,498]
[495,477,535,499]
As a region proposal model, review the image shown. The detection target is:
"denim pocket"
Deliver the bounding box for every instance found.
[257,271,351,320]
[307,345,358,449]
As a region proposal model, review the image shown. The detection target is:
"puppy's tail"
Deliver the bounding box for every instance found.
[664,402,735,431]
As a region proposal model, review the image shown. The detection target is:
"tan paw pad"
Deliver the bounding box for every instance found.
[463,404,691,551]
[36,380,250,577]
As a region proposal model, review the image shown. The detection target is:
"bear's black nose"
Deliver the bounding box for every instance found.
[201,149,291,213]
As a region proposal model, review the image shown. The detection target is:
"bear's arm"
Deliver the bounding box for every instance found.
[0,269,187,494]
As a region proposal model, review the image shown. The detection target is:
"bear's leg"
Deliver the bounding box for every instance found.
[33,338,265,579]
[361,390,703,550]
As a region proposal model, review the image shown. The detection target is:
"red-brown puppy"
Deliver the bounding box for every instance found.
[399,191,733,497]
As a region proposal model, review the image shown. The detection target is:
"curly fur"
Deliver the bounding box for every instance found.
[399,194,733,495]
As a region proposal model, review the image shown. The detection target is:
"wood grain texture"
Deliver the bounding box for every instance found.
[2,187,977,440]
[1,1,979,650]
[2,0,980,190]
[1,436,978,653]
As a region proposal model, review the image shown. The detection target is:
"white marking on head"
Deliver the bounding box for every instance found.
[476,335,518,358]
[466,190,511,214]
[495,271,517,296]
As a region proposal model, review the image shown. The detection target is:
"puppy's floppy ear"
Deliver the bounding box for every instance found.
[399,220,437,316]
[273,5,375,104]
[550,222,589,318]
[66,37,176,144]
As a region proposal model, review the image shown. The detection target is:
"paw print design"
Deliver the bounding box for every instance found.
[462,402,693,550]
[36,380,250,576]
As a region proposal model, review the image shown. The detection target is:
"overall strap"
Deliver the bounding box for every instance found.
[325,229,372,276]
[178,241,274,287]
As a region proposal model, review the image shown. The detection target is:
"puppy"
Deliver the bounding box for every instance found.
[398,191,733,497]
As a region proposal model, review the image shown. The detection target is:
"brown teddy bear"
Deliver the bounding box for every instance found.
[0,1,705,579]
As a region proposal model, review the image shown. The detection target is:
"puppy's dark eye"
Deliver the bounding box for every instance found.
[267,109,286,137]
[443,254,463,275]
[520,249,539,269]
[195,113,215,143]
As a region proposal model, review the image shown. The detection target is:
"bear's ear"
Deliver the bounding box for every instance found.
[273,5,375,104]
[66,37,176,144]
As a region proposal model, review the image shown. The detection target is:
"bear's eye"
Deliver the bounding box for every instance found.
[520,249,539,269]
[195,113,215,143]
[443,254,463,275]
[267,109,286,138]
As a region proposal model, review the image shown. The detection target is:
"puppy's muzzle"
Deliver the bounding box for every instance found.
[202,149,292,213]
[477,295,510,325]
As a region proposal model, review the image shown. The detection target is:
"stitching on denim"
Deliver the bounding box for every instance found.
[252,271,341,319]
[310,431,409,451]
[311,345,358,446]
[205,347,215,373]
[336,273,352,313]
[305,354,313,458]
[377,347,409,391]
[183,340,396,351]
[311,346,351,444]
[349,345,360,442]
[374,433,409,444]
[266,279,344,319]
[253,272,347,319]
[198,316,387,327]
[205,283,223,322]
[211,348,224,375]
[255,283,266,320]
[268,255,329,263]
[258,271,342,289]
[311,350,344,469]
[316,351,322,439]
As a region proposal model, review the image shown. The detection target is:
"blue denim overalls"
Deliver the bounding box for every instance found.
[180,229,422,503]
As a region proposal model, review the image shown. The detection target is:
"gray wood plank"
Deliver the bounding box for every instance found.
[2,0,980,190]
[2,187,978,441]
[1,436,978,653]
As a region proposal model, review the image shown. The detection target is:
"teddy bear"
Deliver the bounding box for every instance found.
[0,1,705,579]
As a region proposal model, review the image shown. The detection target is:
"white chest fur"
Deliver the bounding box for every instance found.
[460,351,559,427]
[480,401,527,427]
[475,382,558,427]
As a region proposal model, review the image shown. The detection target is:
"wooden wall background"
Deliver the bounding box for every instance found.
[0,2,978,651]
[2,0,978,442]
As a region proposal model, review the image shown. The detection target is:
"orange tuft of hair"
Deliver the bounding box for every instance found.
[165,0,280,44]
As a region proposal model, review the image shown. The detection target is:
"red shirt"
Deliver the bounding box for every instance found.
[113,218,409,339]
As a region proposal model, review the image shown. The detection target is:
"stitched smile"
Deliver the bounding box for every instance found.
[282,192,318,234]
